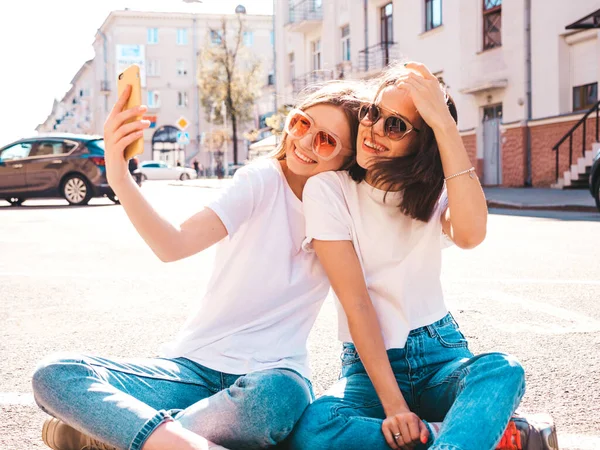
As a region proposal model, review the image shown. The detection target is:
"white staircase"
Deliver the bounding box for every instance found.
[551,142,599,189]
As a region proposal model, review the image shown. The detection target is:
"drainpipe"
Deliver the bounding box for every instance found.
[524,0,532,186]
[98,29,109,119]
[193,14,200,161]
[364,0,368,72]
[272,0,277,114]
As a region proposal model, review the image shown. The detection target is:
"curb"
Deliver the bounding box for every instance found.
[487,200,598,213]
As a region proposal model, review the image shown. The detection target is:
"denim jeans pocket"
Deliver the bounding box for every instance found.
[433,321,469,349]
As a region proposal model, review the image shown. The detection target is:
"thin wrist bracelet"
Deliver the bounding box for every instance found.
[444,167,476,181]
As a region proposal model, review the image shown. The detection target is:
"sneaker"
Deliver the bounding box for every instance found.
[497,413,559,450]
[42,418,117,450]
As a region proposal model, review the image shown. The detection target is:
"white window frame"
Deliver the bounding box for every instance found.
[177,28,189,45]
[312,39,322,70]
[341,25,351,62]
[177,91,189,108]
[288,52,295,83]
[243,31,254,47]
[147,91,161,109]
[147,60,161,77]
[147,28,159,44]
[176,60,188,76]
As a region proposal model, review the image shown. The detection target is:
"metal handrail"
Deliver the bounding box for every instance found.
[552,100,600,181]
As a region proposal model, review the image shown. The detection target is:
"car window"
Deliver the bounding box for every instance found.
[0,143,32,161]
[29,141,77,157]
[159,162,168,168]
[144,163,159,168]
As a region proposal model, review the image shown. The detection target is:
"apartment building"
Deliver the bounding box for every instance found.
[275,1,600,187]
[38,9,275,169]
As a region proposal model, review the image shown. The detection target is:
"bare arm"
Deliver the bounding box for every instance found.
[104,86,227,262]
[401,62,488,249]
[436,123,488,249]
[313,239,428,448]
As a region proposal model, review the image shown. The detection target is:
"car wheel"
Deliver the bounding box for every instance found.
[6,197,25,206]
[62,174,92,206]
[594,180,600,213]
[180,173,191,181]
[107,193,120,204]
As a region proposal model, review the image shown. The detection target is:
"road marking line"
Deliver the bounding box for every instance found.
[456,290,600,334]
[0,392,35,406]
[443,277,600,286]
[557,433,600,450]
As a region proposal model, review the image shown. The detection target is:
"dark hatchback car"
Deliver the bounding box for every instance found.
[0,134,117,206]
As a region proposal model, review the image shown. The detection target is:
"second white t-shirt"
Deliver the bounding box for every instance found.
[302,171,450,350]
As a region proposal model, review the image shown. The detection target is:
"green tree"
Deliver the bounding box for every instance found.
[198,15,262,164]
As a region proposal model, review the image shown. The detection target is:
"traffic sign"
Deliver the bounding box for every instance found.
[176,116,189,130]
[177,131,190,145]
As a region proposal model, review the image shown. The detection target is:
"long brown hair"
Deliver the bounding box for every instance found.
[348,63,458,222]
[271,80,367,168]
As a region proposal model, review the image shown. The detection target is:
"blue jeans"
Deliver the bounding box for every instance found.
[31,354,313,450]
[288,314,525,450]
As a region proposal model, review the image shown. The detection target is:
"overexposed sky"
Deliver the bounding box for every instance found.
[0,0,273,147]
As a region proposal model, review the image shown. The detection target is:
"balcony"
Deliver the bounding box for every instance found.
[357,42,402,75]
[286,0,323,33]
[292,70,334,95]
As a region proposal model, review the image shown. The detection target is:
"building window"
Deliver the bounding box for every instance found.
[267,72,275,86]
[312,39,322,70]
[210,30,222,45]
[483,0,502,50]
[177,28,188,45]
[312,0,323,10]
[147,91,161,108]
[270,30,274,46]
[381,3,393,44]
[289,52,295,82]
[177,92,189,108]
[573,82,598,112]
[425,0,442,31]
[147,60,160,77]
[147,28,159,44]
[243,31,254,47]
[341,25,351,62]
[482,104,503,122]
[176,60,187,76]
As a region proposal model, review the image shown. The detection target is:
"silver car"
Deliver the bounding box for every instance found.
[135,161,198,181]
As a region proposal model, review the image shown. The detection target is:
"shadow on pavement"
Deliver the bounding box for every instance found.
[489,208,600,222]
[0,202,117,211]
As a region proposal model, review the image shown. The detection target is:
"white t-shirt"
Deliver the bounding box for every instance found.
[302,171,451,350]
[160,158,330,377]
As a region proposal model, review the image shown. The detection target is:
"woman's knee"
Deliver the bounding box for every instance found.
[31,353,91,405]
[476,352,526,391]
[231,369,312,445]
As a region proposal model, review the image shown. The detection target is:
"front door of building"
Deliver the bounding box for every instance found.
[482,104,502,186]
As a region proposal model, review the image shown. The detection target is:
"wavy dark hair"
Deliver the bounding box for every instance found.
[348,63,458,222]
[271,80,368,169]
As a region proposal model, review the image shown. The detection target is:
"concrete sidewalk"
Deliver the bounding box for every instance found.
[484,187,598,212]
[169,179,598,213]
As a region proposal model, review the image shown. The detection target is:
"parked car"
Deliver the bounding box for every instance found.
[589,147,600,212]
[135,161,197,181]
[228,162,244,176]
[0,134,117,206]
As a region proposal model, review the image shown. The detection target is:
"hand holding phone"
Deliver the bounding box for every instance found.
[117,65,144,160]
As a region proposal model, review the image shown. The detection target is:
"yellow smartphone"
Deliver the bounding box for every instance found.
[117,64,144,160]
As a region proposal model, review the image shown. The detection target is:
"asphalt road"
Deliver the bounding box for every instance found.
[1,181,599,449]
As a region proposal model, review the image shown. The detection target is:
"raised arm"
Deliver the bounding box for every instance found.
[104,86,227,262]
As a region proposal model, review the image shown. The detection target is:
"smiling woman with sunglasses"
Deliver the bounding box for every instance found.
[287,62,552,450]
[31,81,366,450]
